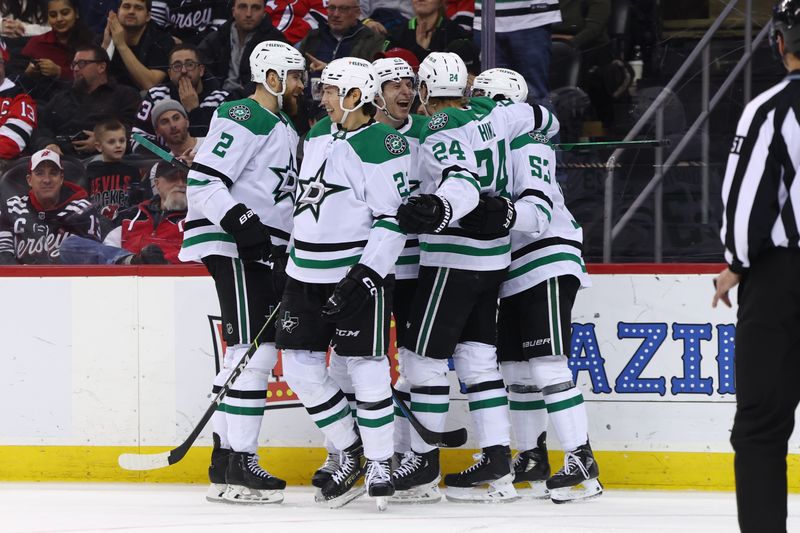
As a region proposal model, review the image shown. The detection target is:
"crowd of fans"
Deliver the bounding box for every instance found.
[0,0,638,265]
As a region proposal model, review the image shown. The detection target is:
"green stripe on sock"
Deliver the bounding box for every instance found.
[357,414,394,428]
[394,407,407,418]
[217,404,265,416]
[509,400,546,411]
[315,405,352,428]
[410,402,449,413]
[546,394,584,414]
[468,396,508,411]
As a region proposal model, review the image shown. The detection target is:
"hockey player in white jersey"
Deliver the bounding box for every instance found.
[275,57,411,510]
[178,41,305,505]
[466,68,602,503]
[372,56,427,462]
[393,52,559,504]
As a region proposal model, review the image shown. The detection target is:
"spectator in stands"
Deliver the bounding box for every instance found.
[78,0,120,35]
[265,0,327,45]
[445,0,472,33]
[150,0,228,44]
[360,0,413,35]
[60,161,187,264]
[150,98,199,162]
[386,0,473,64]
[1,0,48,38]
[473,0,560,106]
[0,42,37,167]
[21,0,94,81]
[132,42,228,149]
[31,44,141,157]
[198,0,286,96]
[86,118,150,220]
[0,148,101,264]
[299,0,383,73]
[101,0,175,91]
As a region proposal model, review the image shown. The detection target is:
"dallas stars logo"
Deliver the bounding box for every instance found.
[270,154,298,204]
[384,133,407,155]
[228,104,251,121]
[428,112,449,131]
[294,161,349,220]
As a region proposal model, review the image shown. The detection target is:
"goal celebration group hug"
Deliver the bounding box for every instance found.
[179,39,602,511]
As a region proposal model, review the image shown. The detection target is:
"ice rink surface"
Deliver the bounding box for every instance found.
[5,484,800,533]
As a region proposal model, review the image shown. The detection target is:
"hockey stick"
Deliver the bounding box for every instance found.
[118,304,282,471]
[132,132,192,173]
[391,388,467,448]
[554,139,667,151]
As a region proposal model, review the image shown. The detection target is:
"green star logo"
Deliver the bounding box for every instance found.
[270,154,298,204]
[228,104,251,121]
[294,161,349,221]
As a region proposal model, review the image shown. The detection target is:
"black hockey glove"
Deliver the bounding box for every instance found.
[459,194,517,235]
[219,203,271,262]
[321,263,383,323]
[269,245,289,297]
[397,194,452,234]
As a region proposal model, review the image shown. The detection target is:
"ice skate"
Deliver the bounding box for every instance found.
[390,449,442,504]
[366,459,394,511]
[206,433,231,503]
[311,451,340,488]
[546,442,603,504]
[315,441,366,508]
[444,445,519,503]
[513,433,551,499]
[222,452,286,504]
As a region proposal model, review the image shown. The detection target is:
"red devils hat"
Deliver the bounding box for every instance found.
[376,47,420,73]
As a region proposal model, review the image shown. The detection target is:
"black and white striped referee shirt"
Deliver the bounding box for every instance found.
[721,70,800,273]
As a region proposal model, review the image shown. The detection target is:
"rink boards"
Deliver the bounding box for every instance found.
[1,263,794,490]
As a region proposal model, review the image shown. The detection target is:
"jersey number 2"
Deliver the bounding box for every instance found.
[212,133,234,158]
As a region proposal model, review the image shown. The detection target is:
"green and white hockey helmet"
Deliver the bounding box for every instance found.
[472,67,529,104]
[249,40,306,86]
[321,57,379,106]
[417,52,467,99]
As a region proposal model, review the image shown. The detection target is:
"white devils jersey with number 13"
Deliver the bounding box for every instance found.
[179,98,299,262]
[287,116,411,284]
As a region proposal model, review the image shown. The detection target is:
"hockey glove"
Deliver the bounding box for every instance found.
[397,194,452,234]
[269,245,289,297]
[459,194,517,235]
[321,263,383,323]
[219,203,271,262]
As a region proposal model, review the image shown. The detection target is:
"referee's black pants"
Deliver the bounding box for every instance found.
[731,248,800,533]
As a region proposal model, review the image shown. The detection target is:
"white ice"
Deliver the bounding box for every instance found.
[4,483,800,533]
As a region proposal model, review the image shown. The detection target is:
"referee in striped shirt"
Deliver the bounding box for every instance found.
[713,2,800,531]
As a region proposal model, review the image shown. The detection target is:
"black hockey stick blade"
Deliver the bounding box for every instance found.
[118,304,282,471]
[391,388,467,448]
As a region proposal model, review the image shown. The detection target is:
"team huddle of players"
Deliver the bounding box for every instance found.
[182,40,602,511]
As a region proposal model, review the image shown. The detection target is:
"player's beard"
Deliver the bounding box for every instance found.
[282,92,298,116]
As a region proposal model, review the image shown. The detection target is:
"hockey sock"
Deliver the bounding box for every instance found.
[501,361,548,451]
[393,347,413,454]
[532,355,588,451]
[403,350,450,454]
[329,348,357,413]
[346,355,394,461]
[211,357,234,450]
[223,343,277,453]
[282,349,359,451]
[454,342,511,448]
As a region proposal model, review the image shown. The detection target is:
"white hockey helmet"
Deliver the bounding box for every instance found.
[472,68,529,103]
[249,40,306,103]
[417,52,468,103]
[320,57,379,123]
[372,57,416,89]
